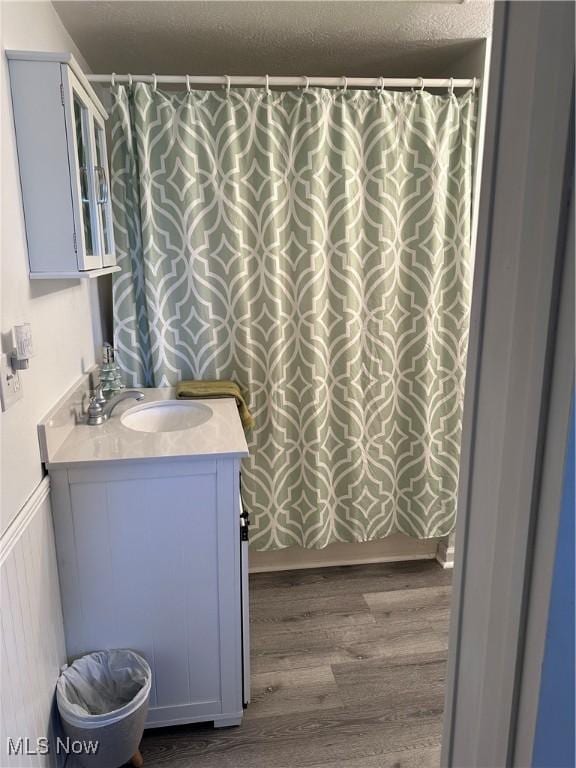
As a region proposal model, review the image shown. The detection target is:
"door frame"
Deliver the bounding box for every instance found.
[441,2,575,766]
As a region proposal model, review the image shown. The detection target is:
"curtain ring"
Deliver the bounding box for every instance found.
[341,76,348,92]
[472,77,477,94]
[378,76,385,94]
[303,76,310,92]
[152,73,157,92]
[265,74,271,95]
[127,73,133,88]
[186,74,191,93]
[449,77,454,96]
[419,77,425,92]
[111,72,116,88]
[224,75,231,97]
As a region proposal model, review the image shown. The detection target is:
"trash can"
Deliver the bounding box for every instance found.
[56,649,151,768]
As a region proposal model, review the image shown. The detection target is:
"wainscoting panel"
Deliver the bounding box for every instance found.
[0,478,67,768]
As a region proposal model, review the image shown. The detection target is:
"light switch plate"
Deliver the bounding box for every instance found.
[0,354,23,411]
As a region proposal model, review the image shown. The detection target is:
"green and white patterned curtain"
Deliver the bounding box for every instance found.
[111,84,476,550]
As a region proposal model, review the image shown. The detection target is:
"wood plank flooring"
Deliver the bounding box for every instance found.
[140,560,452,768]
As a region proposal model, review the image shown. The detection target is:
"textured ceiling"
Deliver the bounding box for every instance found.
[52,1,493,78]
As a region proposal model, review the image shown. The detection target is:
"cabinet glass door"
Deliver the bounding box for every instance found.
[63,66,103,271]
[94,120,116,266]
[62,66,117,272]
[67,80,102,270]
[73,94,98,262]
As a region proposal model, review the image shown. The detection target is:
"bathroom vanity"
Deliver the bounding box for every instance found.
[40,388,250,729]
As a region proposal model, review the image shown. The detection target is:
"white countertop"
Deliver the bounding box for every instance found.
[43,388,249,468]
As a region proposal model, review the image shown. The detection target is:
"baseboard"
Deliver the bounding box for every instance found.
[250,552,436,573]
[435,536,455,569]
[249,534,439,573]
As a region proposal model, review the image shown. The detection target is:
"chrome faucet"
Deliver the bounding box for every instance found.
[87,387,145,426]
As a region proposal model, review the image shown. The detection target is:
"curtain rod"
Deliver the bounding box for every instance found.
[87,74,479,90]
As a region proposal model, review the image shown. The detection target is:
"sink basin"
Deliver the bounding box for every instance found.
[120,400,213,433]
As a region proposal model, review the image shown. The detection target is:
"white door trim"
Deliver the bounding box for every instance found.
[442,3,575,766]
[512,155,574,768]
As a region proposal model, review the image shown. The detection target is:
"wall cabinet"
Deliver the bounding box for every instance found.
[7,51,119,279]
[49,457,248,729]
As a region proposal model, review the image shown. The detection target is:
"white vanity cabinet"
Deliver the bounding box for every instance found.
[49,456,247,728]
[7,51,118,279]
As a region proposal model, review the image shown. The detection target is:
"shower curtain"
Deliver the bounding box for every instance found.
[111,83,476,550]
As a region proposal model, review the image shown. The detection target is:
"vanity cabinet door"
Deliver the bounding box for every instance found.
[51,460,242,727]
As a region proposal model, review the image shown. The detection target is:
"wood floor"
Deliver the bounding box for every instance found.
[140,560,452,768]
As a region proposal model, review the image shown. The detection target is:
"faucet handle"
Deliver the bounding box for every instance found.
[87,393,105,425]
[93,382,107,406]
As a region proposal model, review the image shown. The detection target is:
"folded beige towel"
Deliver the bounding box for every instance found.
[176,379,255,430]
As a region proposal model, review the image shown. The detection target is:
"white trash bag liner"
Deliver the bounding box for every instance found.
[57,650,151,725]
[57,650,151,768]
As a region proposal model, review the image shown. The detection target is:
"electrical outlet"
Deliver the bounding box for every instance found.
[0,354,23,411]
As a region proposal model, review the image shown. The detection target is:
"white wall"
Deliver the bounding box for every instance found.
[1,3,102,764]
[1,0,103,535]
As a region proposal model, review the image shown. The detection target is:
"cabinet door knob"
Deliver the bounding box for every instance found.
[79,166,90,203]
